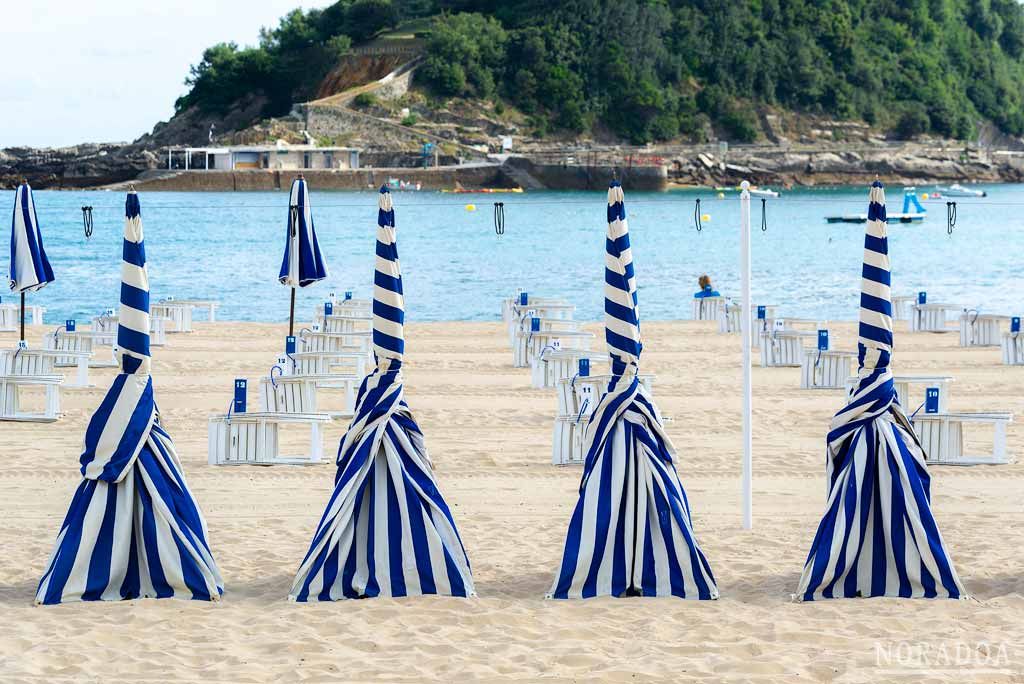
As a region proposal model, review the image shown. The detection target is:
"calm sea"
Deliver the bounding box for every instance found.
[5,186,1022,324]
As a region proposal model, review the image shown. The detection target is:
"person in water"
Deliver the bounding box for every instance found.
[694,274,720,298]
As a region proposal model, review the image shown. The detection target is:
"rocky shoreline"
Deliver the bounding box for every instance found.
[4,140,1023,191]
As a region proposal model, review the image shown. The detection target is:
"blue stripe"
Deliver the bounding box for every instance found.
[861,263,891,286]
[374,271,402,293]
[120,283,149,313]
[372,299,404,324]
[860,292,892,317]
[118,326,150,357]
[122,239,146,268]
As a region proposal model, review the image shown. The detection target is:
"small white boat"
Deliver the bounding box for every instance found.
[936,183,986,198]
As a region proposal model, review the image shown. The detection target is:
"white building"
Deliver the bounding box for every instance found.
[166,143,360,171]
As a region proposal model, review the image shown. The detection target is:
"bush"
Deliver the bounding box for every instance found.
[894,104,930,139]
[353,92,377,108]
[420,13,507,97]
[401,113,418,126]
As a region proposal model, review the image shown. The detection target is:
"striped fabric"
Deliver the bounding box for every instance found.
[548,182,718,600]
[795,181,966,601]
[290,186,474,601]
[278,177,328,288]
[36,191,223,604]
[9,182,55,293]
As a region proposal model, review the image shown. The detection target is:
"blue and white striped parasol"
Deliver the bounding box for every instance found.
[548,181,718,599]
[279,175,328,334]
[290,185,474,601]
[795,181,966,600]
[35,191,223,604]
[9,181,55,341]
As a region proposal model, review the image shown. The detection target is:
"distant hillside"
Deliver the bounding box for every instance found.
[168,0,1024,146]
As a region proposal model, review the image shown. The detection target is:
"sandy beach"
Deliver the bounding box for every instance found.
[1,319,1021,683]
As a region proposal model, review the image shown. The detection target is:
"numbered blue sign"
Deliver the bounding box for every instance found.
[918,291,927,305]
[519,292,529,306]
[530,317,541,332]
[757,305,766,320]
[1012,316,1021,333]
[285,335,296,355]
[578,358,590,377]
[925,387,940,414]
[65,319,76,332]
[233,379,247,413]
[324,301,333,316]
[344,291,353,301]
[817,329,829,351]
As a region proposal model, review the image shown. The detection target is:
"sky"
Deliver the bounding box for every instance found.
[0,1,330,148]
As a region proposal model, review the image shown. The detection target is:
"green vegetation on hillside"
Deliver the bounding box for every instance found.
[177,0,1024,145]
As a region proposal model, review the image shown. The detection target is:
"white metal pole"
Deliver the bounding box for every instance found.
[740,179,753,529]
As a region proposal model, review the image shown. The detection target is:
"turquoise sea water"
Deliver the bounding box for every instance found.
[4,185,1023,324]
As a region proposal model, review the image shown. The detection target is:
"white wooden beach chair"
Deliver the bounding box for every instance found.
[552,374,654,465]
[914,412,1013,466]
[692,296,727,322]
[530,348,607,389]
[0,304,15,332]
[759,329,816,367]
[319,313,373,335]
[513,327,593,369]
[959,311,1009,347]
[299,328,372,350]
[0,303,45,326]
[0,348,63,422]
[911,302,959,333]
[175,299,220,322]
[91,312,117,342]
[208,411,332,465]
[845,375,955,414]
[151,301,194,333]
[93,313,167,346]
[1002,331,1024,365]
[284,350,366,415]
[718,303,781,337]
[505,297,575,346]
[42,330,96,388]
[800,348,856,389]
[891,295,917,321]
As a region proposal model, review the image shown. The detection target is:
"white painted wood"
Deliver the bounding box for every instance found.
[759,330,813,367]
[959,312,1008,347]
[1002,332,1024,365]
[891,295,916,321]
[800,349,856,389]
[911,303,959,333]
[207,411,331,465]
[913,412,1013,465]
[530,349,606,389]
[692,296,726,321]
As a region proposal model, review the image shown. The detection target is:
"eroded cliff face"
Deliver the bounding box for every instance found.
[134,93,271,148]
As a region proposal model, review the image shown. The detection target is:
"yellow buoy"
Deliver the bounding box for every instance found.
[920,193,928,201]
[701,214,711,222]
[716,192,725,199]
[465,204,476,212]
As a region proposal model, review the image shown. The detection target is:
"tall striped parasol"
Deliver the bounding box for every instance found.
[35,191,223,604]
[8,181,55,342]
[548,181,718,600]
[278,175,328,335]
[795,181,966,600]
[290,186,474,601]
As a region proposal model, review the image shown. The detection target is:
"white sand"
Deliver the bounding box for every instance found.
[1,320,1021,682]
